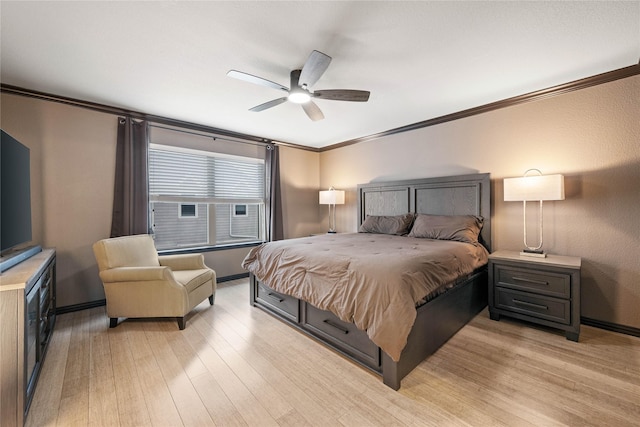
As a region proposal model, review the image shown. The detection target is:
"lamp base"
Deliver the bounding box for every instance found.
[520,248,547,258]
[327,230,337,234]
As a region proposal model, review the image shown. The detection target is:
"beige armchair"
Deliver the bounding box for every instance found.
[92,234,216,330]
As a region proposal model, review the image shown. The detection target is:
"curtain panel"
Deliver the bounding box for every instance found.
[110,117,149,237]
[265,144,284,241]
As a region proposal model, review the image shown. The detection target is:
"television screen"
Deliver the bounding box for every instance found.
[1,130,32,252]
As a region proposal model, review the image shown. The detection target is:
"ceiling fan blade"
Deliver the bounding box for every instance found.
[249,97,288,112]
[227,70,289,92]
[299,50,332,88]
[313,89,370,102]
[301,101,324,121]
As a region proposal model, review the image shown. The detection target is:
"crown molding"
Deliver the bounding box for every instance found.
[3,61,638,154]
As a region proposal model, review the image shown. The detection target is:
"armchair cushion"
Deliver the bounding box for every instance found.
[99,266,173,283]
[159,253,208,271]
[173,269,215,293]
[93,234,160,270]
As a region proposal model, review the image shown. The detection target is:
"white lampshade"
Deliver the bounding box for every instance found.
[319,189,345,205]
[504,174,565,201]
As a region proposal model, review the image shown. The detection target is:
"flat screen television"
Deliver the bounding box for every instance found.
[1,130,40,271]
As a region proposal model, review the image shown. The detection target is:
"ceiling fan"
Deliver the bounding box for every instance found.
[227,50,370,121]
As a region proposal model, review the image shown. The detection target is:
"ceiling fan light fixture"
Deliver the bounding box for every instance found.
[228,50,370,120]
[288,91,311,104]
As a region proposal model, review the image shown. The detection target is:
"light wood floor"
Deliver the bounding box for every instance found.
[27,279,640,427]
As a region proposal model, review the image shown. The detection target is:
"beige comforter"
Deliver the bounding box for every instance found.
[242,233,489,361]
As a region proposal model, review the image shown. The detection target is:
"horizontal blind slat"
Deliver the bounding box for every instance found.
[149,148,265,198]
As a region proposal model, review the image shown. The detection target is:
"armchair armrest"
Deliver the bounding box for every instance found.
[99,266,174,283]
[159,253,207,271]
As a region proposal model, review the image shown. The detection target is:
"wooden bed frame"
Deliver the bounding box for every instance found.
[250,173,491,389]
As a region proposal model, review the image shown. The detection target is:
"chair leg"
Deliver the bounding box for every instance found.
[177,317,186,330]
[209,294,215,305]
[109,318,118,328]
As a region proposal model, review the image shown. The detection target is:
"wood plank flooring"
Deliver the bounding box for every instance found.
[26,279,640,426]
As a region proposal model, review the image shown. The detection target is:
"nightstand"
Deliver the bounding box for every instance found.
[488,250,581,341]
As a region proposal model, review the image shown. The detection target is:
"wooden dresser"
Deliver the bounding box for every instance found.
[0,249,56,426]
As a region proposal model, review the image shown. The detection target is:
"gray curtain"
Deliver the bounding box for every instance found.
[265,144,284,241]
[110,117,149,237]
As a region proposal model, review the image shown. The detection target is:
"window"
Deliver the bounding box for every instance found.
[179,204,197,218]
[148,127,266,251]
[233,204,248,217]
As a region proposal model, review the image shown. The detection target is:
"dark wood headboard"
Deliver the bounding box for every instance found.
[357,173,492,252]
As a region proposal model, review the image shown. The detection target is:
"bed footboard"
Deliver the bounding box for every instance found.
[381,268,488,389]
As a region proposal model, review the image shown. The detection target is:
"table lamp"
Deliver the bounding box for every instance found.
[503,169,564,257]
[319,187,345,233]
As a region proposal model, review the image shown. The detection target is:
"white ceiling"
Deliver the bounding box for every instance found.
[1,1,639,149]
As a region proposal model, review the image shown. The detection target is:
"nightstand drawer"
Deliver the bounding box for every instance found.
[495,266,570,298]
[496,287,570,325]
[255,282,299,322]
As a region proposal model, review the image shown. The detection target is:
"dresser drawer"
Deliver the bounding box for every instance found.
[304,303,380,370]
[495,265,570,298]
[495,287,570,325]
[255,282,299,322]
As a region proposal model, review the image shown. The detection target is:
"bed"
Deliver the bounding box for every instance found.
[244,173,491,389]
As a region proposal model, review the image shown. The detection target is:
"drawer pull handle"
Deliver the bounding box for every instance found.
[513,299,548,311]
[512,276,549,286]
[323,319,349,334]
[266,293,284,303]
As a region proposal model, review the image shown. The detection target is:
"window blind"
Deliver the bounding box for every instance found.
[149,147,265,201]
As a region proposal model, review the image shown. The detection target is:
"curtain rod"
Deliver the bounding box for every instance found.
[148,122,273,149]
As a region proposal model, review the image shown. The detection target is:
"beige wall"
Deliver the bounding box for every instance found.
[1,94,116,307]
[0,94,320,308]
[320,75,640,329]
[279,145,321,238]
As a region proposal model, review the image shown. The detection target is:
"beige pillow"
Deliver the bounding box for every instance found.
[358,213,415,235]
[408,214,483,245]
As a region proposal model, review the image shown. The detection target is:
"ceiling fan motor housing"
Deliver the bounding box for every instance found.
[288,70,311,103]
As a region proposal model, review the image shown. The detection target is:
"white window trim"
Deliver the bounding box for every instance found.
[178,203,198,219]
[232,204,249,217]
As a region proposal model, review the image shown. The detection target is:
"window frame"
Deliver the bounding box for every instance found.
[147,132,267,251]
[178,203,198,219]
[233,204,248,218]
